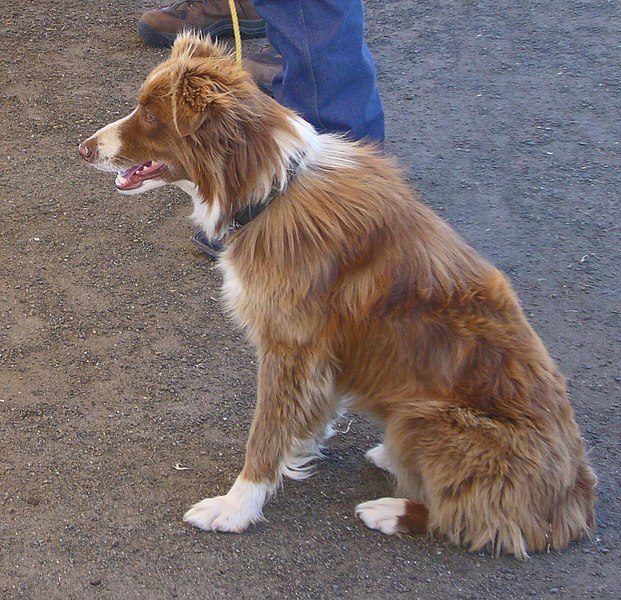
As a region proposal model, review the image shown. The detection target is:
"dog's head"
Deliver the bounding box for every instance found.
[78,33,247,194]
[79,33,293,198]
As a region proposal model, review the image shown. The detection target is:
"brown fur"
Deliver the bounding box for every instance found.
[397,501,430,534]
[81,33,596,557]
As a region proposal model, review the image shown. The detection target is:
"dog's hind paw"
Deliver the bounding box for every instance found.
[364,444,395,474]
[356,498,407,535]
[183,477,270,533]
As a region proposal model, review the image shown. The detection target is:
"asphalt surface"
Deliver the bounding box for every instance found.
[0,1,619,598]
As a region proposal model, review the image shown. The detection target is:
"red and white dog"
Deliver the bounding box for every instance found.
[80,33,596,557]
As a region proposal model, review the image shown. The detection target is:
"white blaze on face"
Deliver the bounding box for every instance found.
[90,108,138,172]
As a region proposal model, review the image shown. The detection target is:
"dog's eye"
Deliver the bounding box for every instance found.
[143,109,156,123]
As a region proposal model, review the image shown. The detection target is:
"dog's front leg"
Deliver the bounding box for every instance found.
[184,347,334,532]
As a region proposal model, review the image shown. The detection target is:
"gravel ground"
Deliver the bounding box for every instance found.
[1,1,619,598]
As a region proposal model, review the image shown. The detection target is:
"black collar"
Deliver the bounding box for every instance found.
[233,157,302,228]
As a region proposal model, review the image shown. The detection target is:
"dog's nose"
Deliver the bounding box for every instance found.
[78,140,97,162]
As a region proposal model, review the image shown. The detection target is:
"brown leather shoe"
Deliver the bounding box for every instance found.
[138,0,266,48]
[243,45,283,96]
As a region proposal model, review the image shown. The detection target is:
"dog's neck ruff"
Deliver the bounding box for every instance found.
[233,155,303,229]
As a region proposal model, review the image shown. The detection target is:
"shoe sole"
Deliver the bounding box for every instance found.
[137,19,266,48]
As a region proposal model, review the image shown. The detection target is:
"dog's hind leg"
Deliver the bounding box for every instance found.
[361,403,595,557]
[184,347,336,533]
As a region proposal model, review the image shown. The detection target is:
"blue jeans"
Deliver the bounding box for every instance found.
[252,0,385,143]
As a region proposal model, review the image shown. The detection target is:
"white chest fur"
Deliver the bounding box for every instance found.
[219,256,252,330]
[175,180,224,240]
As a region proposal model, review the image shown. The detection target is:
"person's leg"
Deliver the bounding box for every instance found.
[252,0,384,143]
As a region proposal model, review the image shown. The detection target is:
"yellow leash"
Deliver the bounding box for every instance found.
[227,0,243,67]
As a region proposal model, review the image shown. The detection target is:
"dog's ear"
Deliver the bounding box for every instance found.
[172,60,233,136]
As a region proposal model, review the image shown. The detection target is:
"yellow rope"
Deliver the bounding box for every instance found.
[227,0,243,67]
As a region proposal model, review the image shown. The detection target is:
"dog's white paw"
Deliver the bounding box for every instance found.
[183,495,253,532]
[356,498,407,535]
[365,444,394,473]
[183,477,270,533]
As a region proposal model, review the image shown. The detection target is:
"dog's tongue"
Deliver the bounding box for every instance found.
[115,161,167,190]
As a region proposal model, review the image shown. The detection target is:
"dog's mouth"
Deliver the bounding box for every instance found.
[115,161,168,191]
